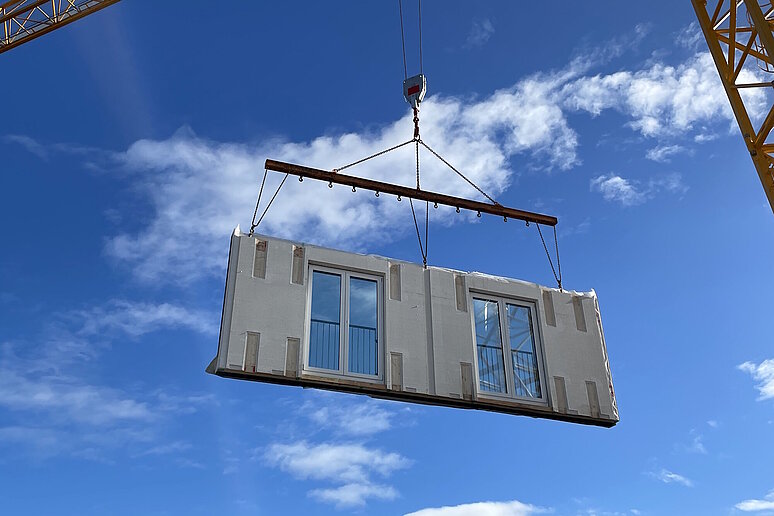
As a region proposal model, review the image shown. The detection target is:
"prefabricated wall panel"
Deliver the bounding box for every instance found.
[209,229,619,427]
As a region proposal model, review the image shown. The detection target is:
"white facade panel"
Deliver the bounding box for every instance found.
[210,228,619,427]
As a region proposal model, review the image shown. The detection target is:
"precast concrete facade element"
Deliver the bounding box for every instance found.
[208,228,619,427]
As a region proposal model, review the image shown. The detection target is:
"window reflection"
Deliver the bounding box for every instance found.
[507,304,541,398]
[309,271,341,370]
[348,277,378,375]
[473,298,507,393]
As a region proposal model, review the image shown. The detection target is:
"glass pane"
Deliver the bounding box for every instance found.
[348,277,378,375]
[309,271,341,370]
[473,298,507,393]
[507,304,541,398]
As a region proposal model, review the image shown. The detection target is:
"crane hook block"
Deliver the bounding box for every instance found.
[403,74,427,111]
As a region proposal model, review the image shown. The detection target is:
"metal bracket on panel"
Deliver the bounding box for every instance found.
[390,352,404,391]
[285,338,300,378]
[244,332,260,373]
[389,264,402,301]
[553,376,578,415]
[460,362,474,401]
[572,296,587,332]
[585,380,601,419]
[291,246,305,285]
[542,290,556,327]
[253,240,267,279]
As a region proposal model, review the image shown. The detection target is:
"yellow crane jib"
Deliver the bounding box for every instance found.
[0,0,120,55]
[691,0,774,215]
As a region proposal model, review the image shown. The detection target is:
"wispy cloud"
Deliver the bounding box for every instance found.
[301,396,398,436]
[404,499,549,516]
[264,441,411,507]
[101,51,739,284]
[648,468,693,487]
[646,144,686,163]
[562,52,766,137]
[264,441,410,483]
[310,482,398,508]
[0,298,216,462]
[5,45,747,285]
[590,172,686,206]
[135,440,192,457]
[71,299,218,337]
[674,22,703,51]
[736,490,774,512]
[3,134,49,159]
[739,359,774,400]
[590,175,646,206]
[680,429,707,455]
[465,19,495,48]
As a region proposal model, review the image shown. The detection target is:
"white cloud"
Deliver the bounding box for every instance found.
[649,468,693,487]
[683,430,707,455]
[674,22,703,51]
[646,144,685,163]
[0,298,215,461]
[264,441,410,483]
[3,134,49,159]
[108,74,579,283]
[590,172,686,206]
[136,440,192,457]
[310,482,398,508]
[0,367,152,426]
[590,175,646,206]
[41,49,747,284]
[739,359,774,400]
[736,490,774,512]
[563,52,767,137]
[264,440,410,507]
[71,299,218,337]
[303,397,396,436]
[404,499,548,516]
[466,19,495,48]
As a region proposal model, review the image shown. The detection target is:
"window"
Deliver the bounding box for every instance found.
[306,266,382,379]
[472,295,544,401]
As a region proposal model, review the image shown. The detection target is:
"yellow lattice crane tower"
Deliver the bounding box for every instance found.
[692,0,774,214]
[1,0,118,54]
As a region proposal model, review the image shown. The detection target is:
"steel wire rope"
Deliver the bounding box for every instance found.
[398,0,408,80]
[249,169,269,236]
[536,223,563,290]
[250,172,289,234]
[418,139,499,205]
[333,138,415,173]
[418,0,423,75]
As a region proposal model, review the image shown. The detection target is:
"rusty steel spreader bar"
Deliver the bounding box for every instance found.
[265,159,558,226]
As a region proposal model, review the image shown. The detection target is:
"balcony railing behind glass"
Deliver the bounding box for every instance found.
[349,324,377,375]
[309,319,340,370]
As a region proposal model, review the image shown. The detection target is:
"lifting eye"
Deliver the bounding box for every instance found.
[328,181,333,188]
[298,176,303,182]
[397,195,402,201]
[456,207,460,213]
[375,191,380,197]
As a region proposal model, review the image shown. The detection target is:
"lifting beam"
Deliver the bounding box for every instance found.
[0,0,119,55]
[265,159,558,226]
[692,0,774,214]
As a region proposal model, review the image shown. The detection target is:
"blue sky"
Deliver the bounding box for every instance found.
[2,1,774,514]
